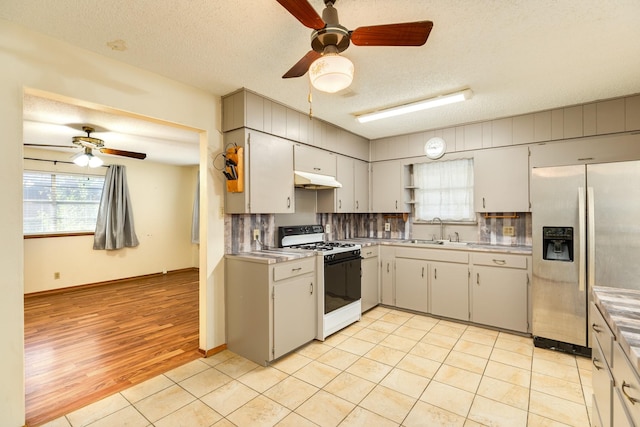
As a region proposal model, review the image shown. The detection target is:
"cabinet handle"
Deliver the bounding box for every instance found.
[476,273,480,285]
[395,200,398,209]
[492,259,507,265]
[310,282,313,294]
[482,197,485,209]
[387,263,390,273]
[434,268,437,279]
[292,267,302,272]
[592,357,603,371]
[622,381,639,405]
[287,197,291,208]
[339,200,342,209]
[592,323,602,333]
[314,167,321,171]
[356,201,359,210]
[366,251,373,256]
[421,267,424,278]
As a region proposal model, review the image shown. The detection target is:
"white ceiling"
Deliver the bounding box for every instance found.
[4,0,640,166]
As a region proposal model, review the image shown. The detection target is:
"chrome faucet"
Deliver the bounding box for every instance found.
[431,217,444,240]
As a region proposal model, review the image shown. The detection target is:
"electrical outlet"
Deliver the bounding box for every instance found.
[54,272,60,280]
[253,229,260,240]
[162,268,167,274]
[503,226,515,236]
[325,224,331,233]
[384,222,391,232]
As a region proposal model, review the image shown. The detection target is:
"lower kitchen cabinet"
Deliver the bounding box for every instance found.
[430,261,469,321]
[225,256,316,365]
[395,258,428,313]
[360,246,379,312]
[470,253,530,333]
[379,246,396,306]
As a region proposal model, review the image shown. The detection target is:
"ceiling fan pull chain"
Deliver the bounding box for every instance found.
[308,85,313,119]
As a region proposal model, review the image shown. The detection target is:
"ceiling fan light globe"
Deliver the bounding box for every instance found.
[72,153,90,167]
[88,155,103,168]
[309,54,354,93]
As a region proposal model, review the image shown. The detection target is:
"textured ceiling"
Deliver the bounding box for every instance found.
[4,0,640,165]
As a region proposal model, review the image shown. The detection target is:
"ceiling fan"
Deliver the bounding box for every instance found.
[277,0,433,93]
[25,125,147,167]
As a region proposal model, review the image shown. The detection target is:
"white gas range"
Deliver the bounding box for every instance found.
[278,225,362,340]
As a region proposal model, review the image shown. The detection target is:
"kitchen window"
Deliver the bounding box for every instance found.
[413,158,475,222]
[23,171,105,236]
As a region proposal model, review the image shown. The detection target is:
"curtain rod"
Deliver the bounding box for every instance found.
[23,157,109,168]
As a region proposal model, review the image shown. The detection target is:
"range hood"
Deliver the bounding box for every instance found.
[294,170,342,190]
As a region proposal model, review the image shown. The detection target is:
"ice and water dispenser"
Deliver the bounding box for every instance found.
[542,226,574,262]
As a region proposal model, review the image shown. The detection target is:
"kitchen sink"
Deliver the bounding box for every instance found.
[405,239,469,246]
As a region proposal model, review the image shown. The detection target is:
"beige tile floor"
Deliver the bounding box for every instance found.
[42,306,593,427]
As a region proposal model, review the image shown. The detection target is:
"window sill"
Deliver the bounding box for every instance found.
[24,232,95,239]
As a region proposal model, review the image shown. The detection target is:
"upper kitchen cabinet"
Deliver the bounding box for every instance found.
[224,129,295,214]
[474,145,530,212]
[354,159,370,213]
[371,160,410,213]
[294,143,336,176]
[317,154,369,213]
[222,88,369,161]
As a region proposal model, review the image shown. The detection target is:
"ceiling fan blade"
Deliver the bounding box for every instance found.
[99,148,147,160]
[24,143,74,148]
[351,21,434,46]
[276,0,325,30]
[283,50,322,78]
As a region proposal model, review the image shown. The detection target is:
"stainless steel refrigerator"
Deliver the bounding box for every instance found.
[531,160,640,355]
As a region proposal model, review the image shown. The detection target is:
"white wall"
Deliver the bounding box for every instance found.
[23,148,199,293]
[0,19,224,426]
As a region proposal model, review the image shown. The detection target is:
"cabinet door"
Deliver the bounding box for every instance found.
[336,155,355,212]
[354,159,369,213]
[431,261,469,321]
[592,339,613,427]
[249,133,294,213]
[273,276,316,359]
[294,144,336,176]
[361,255,379,312]
[474,145,529,212]
[395,258,428,313]
[380,249,395,306]
[471,266,528,332]
[371,160,408,212]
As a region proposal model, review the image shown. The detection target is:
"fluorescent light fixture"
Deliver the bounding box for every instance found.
[356,89,473,123]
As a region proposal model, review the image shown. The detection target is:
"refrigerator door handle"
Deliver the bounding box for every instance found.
[587,187,595,290]
[578,187,586,292]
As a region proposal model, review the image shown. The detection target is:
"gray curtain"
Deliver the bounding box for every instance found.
[191,171,200,244]
[93,165,139,250]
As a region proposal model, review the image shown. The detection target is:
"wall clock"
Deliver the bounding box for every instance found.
[425,137,446,159]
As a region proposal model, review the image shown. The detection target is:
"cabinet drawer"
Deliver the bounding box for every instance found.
[273,258,315,282]
[612,342,640,426]
[471,253,528,269]
[591,302,615,364]
[361,246,379,259]
[395,247,468,264]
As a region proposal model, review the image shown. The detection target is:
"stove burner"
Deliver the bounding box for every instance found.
[290,242,356,251]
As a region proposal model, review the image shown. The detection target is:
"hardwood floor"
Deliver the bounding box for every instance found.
[24,269,200,426]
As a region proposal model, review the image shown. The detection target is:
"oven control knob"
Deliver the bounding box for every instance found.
[353,250,361,256]
[326,254,335,261]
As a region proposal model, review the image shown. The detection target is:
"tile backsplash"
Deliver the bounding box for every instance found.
[225,212,531,253]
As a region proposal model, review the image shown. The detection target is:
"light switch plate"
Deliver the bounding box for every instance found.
[325,224,331,233]
[503,226,515,236]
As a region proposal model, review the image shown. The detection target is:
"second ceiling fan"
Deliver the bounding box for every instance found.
[277,0,433,93]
